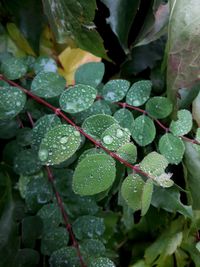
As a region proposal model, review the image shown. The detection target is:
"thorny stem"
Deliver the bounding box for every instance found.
[25,111,86,267]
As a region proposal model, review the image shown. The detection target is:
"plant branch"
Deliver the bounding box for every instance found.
[25,111,86,267]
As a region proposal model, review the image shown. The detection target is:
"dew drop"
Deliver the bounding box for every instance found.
[73,130,80,137]
[60,136,68,144]
[39,149,48,161]
[116,129,124,138]
[103,135,113,145]
[16,101,21,107]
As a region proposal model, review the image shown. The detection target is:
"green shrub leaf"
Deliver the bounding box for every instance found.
[88,257,116,267]
[141,179,153,216]
[101,123,131,151]
[131,115,156,146]
[159,133,185,164]
[113,108,135,131]
[82,114,117,139]
[49,247,80,267]
[39,124,81,165]
[170,109,193,136]
[121,174,145,211]
[72,154,116,195]
[75,62,105,87]
[72,215,105,240]
[32,114,61,151]
[140,151,169,177]
[126,80,152,106]
[116,143,137,164]
[41,227,69,255]
[33,56,57,74]
[145,97,173,119]
[31,71,66,98]
[1,56,28,80]
[0,86,26,120]
[59,84,97,113]
[102,79,130,102]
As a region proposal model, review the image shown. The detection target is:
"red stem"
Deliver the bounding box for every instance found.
[46,166,86,267]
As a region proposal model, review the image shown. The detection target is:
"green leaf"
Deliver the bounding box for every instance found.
[72,215,105,240]
[141,179,153,216]
[140,151,169,177]
[49,247,80,267]
[121,174,145,212]
[22,216,43,248]
[151,186,193,218]
[33,56,58,74]
[39,124,81,165]
[145,96,173,119]
[88,257,116,267]
[82,114,117,139]
[59,84,97,113]
[167,0,200,105]
[80,239,106,258]
[113,108,135,131]
[0,86,26,120]
[131,115,156,146]
[116,143,137,164]
[31,71,66,98]
[102,79,130,102]
[126,80,152,107]
[43,0,108,59]
[159,133,185,164]
[101,123,131,151]
[1,56,27,80]
[183,142,200,210]
[14,149,42,175]
[75,62,105,88]
[0,119,19,139]
[41,227,69,255]
[37,203,62,232]
[72,154,116,196]
[25,175,52,212]
[101,0,141,52]
[32,114,61,151]
[170,109,193,136]
[16,127,33,147]
[73,100,112,124]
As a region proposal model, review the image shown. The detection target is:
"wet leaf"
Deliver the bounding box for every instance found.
[59,84,97,113]
[159,133,185,164]
[72,215,105,240]
[101,123,131,151]
[131,115,156,146]
[49,247,80,267]
[31,71,66,98]
[72,154,116,196]
[113,108,135,131]
[39,124,81,165]
[121,174,145,212]
[0,86,26,120]
[170,109,193,136]
[88,257,116,267]
[102,79,130,102]
[1,56,28,80]
[126,80,152,106]
[33,56,57,74]
[146,96,173,119]
[116,143,137,164]
[141,179,153,216]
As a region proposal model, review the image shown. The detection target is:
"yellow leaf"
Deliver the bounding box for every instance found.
[6,23,36,56]
[58,47,101,85]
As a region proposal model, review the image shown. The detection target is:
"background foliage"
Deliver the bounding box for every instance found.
[1,0,200,266]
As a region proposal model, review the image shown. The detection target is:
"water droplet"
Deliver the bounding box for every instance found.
[16,101,21,107]
[103,135,113,144]
[73,130,80,137]
[116,129,124,138]
[60,136,68,144]
[39,149,48,161]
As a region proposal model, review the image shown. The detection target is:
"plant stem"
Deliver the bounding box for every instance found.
[25,111,86,267]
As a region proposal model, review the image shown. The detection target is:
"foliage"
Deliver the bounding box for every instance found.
[1,1,200,267]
